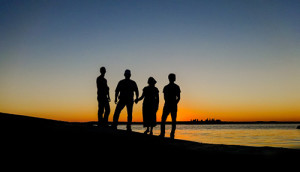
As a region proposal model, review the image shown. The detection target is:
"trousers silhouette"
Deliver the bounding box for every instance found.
[97,67,110,126]
[98,99,110,126]
[112,99,133,129]
[160,104,177,137]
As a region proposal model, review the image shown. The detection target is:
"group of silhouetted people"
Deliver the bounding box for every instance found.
[97,67,180,139]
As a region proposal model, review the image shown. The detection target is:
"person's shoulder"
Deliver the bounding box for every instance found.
[168,83,180,90]
[130,79,137,84]
[174,83,180,88]
[129,79,138,87]
[163,84,168,90]
[148,86,158,91]
[119,79,126,83]
[117,79,125,86]
[174,83,181,92]
[97,75,104,83]
[143,86,149,91]
[163,84,170,92]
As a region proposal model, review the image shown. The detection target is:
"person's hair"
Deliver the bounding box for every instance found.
[124,69,131,79]
[100,67,106,74]
[168,73,176,82]
[148,77,157,85]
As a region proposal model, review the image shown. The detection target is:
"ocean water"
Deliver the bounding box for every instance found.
[118,124,300,149]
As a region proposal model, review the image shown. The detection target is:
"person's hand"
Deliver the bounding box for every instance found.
[134,99,139,104]
[115,99,118,104]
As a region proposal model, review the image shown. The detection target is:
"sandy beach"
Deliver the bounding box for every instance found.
[1,112,299,168]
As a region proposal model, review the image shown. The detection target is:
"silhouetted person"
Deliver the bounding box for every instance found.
[112,69,139,131]
[135,77,159,135]
[97,67,110,127]
[159,73,181,139]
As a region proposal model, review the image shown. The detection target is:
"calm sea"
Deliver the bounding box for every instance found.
[118,124,300,149]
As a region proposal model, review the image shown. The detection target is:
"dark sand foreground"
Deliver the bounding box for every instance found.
[1,112,299,168]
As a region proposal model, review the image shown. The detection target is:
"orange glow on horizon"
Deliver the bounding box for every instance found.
[1,86,299,122]
[2,104,299,122]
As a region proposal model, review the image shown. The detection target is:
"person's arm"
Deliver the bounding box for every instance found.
[176,86,181,104]
[115,82,120,104]
[134,82,139,102]
[107,87,111,102]
[163,87,167,102]
[105,79,111,102]
[176,93,180,104]
[135,92,144,104]
[96,77,99,92]
[155,89,159,111]
[115,90,119,104]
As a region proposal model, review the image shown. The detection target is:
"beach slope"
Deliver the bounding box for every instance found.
[1,112,299,167]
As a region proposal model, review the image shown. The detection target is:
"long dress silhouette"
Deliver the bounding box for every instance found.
[136,77,159,135]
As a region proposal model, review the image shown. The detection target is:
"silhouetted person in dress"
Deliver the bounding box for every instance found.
[112,69,139,131]
[159,73,181,139]
[135,77,159,135]
[96,67,110,126]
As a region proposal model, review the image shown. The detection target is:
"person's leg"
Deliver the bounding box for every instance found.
[126,101,133,131]
[144,127,149,134]
[170,106,178,139]
[160,105,169,137]
[150,126,153,135]
[97,100,104,126]
[112,100,125,129]
[143,108,151,131]
[103,101,110,126]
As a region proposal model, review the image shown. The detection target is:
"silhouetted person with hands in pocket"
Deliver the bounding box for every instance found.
[135,77,159,135]
[112,69,139,131]
[96,67,110,127]
[159,73,181,139]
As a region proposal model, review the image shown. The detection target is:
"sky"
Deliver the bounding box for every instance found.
[0,0,300,122]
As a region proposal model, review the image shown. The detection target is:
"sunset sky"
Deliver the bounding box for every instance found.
[1,0,300,122]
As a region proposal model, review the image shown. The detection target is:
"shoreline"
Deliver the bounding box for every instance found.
[77,121,300,125]
[1,112,300,166]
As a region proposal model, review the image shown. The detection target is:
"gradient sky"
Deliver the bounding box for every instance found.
[1,0,300,122]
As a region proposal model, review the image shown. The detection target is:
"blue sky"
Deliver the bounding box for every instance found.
[1,0,300,121]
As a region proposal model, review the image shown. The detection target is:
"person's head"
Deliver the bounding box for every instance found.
[168,73,176,83]
[148,77,157,86]
[100,67,106,75]
[124,69,131,79]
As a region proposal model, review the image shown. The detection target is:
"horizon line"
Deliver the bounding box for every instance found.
[1,112,300,123]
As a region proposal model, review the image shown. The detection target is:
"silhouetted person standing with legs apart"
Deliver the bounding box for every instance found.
[97,67,110,127]
[112,69,139,131]
[159,73,181,139]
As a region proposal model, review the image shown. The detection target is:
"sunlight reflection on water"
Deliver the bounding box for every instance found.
[118,124,300,149]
